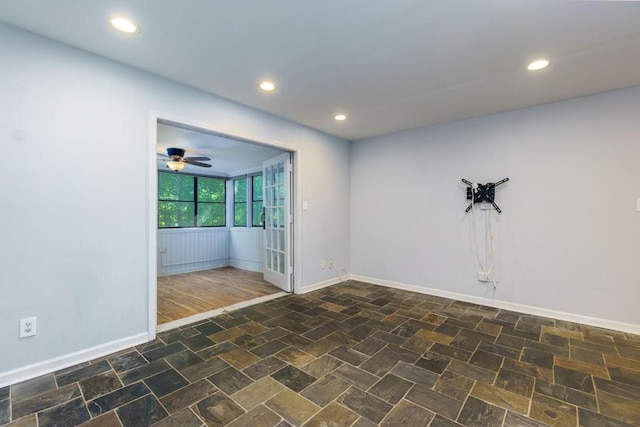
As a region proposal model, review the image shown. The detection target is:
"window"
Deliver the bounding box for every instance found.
[252,174,264,227]
[233,177,247,227]
[158,172,225,228]
[197,176,226,227]
[231,173,263,227]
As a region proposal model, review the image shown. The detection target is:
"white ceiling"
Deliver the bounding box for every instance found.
[1,1,639,140]
[156,123,285,176]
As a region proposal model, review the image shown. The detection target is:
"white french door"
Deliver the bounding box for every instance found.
[262,153,292,292]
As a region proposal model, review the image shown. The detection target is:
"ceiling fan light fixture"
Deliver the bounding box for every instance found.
[167,161,186,172]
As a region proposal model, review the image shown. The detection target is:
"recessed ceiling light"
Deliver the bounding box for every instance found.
[334,114,347,121]
[110,16,140,35]
[527,59,550,71]
[260,81,276,91]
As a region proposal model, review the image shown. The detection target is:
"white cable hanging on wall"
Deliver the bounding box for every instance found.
[462,178,509,288]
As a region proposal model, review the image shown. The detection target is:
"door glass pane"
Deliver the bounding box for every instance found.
[265,167,271,186]
[278,230,284,251]
[278,207,285,228]
[278,252,284,274]
[278,164,284,185]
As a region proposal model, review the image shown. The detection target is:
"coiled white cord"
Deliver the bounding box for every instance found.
[330,262,351,283]
[469,184,497,287]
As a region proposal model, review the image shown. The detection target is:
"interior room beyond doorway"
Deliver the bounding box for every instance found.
[155,121,292,329]
[157,267,281,324]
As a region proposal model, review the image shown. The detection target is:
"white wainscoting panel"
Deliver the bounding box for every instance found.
[157,228,230,276]
[230,228,264,272]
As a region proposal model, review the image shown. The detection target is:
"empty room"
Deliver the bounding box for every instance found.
[154,122,291,329]
[1,2,639,427]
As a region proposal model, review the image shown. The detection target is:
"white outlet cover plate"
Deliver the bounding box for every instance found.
[20,317,37,338]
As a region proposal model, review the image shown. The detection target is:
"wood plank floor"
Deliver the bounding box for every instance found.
[157,267,282,325]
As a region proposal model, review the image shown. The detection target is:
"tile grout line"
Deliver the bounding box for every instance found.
[5,282,640,427]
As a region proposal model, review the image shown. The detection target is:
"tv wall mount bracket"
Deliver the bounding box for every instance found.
[462,177,509,214]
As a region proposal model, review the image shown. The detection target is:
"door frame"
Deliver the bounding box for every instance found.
[146,111,302,341]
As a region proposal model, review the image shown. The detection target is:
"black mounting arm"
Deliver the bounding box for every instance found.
[462,177,509,214]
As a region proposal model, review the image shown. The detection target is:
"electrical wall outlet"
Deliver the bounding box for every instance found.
[20,317,37,338]
[327,259,334,269]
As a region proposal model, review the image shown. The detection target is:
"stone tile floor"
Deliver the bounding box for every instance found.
[2,281,640,426]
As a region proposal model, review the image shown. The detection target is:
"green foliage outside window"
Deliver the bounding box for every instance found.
[158,172,225,228]
[252,175,264,227]
[234,178,247,227]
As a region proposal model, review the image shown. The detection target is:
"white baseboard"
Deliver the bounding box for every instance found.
[351,274,640,336]
[158,259,229,276]
[0,333,148,388]
[6,275,636,389]
[229,259,263,273]
[299,276,346,294]
[157,292,288,333]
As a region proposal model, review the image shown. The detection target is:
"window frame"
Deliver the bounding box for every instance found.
[251,173,264,228]
[158,171,227,229]
[231,172,263,228]
[233,177,248,227]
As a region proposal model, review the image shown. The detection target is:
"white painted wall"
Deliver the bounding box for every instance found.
[157,228,230,276]
[230,228,263,272]
[0,23,350,379]
[157,228,263,275]
[351,86,640,327]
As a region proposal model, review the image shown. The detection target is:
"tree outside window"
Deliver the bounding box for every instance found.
[158,172,225,228]
[234,177,247,227]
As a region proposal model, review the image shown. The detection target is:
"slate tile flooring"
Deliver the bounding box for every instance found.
[3,281,640,426]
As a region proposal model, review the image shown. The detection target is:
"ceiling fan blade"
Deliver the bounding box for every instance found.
[157,153,170,158]
[186,160,212,168]
[184,156,211,161]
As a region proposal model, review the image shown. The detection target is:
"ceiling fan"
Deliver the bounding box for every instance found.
[158,147,212,171]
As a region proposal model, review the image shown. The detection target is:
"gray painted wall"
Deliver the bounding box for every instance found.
[0,23,350,375]
[351,86,640,326]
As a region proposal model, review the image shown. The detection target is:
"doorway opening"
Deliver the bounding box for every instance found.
[148,116,297,334]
